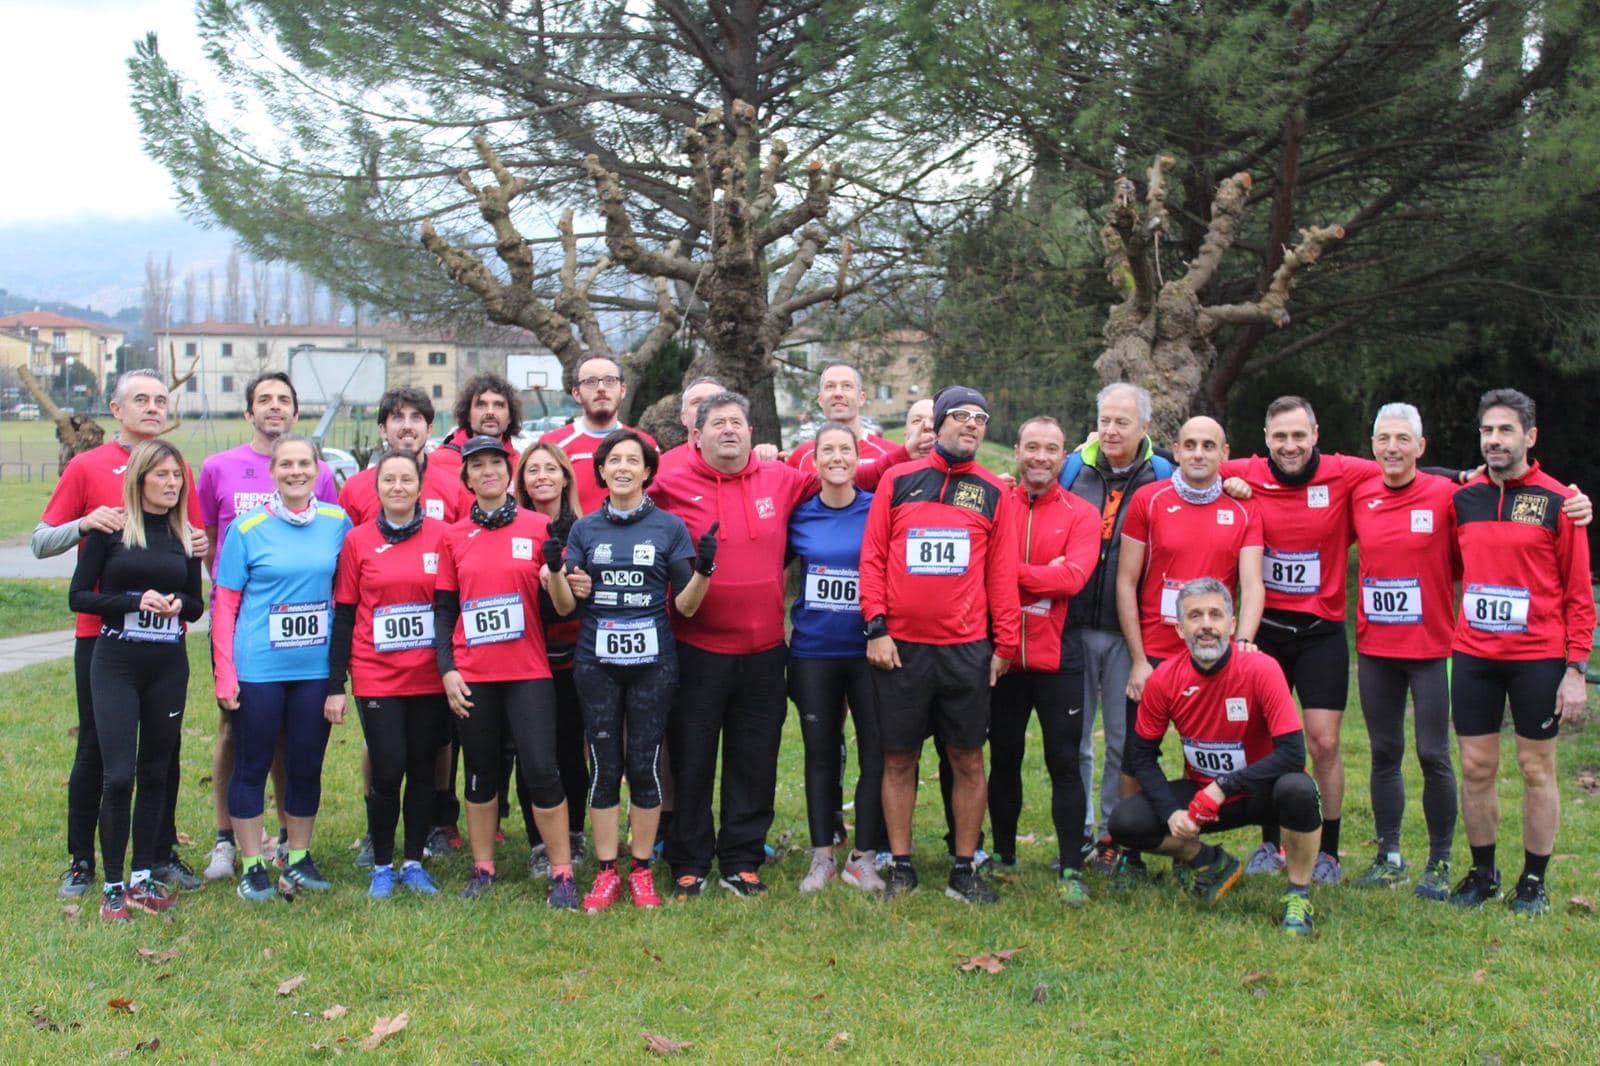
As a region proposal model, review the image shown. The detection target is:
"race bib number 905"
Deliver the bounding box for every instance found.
[372,602,434,652]
[462,593,525,646]
[804,565,859,612]
[269,601,329,650]
[906,528,970,576]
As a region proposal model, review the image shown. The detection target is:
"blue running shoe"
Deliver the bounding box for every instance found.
[368,866,397,899]
[399,863,439,896]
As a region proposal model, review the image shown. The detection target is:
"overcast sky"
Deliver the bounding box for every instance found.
[1,0,208,225]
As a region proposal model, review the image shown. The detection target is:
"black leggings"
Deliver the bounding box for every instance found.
[68,637,101,865]
[457,678,563,808]
[357,694,448,865]
[91,638,188,882]
[1109,772,1323,851]
[789,655,885,852]
[1356,654,1456,862]
[988,655,1087,870]
[575,658,676,809]
[512,669,590,845]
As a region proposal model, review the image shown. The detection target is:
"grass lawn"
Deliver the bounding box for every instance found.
[6,642,1600,1060]
[0,579,70,638]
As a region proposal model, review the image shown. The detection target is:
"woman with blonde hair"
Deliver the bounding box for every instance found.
[69,438,204,921]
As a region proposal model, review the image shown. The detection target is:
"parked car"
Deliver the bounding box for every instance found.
[789,415,883,447]
[319,445,359,486]
[8,403,41,421]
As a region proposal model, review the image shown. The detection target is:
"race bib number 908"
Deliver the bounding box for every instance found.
[906,528,970,576]
[269,601,329,650]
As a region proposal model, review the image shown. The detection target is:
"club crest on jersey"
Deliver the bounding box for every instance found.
[423,552,438,574]
[1216,509,1234,525]
[1410,509,1433,533]
[755,496,776,519]
[424,499,445,519]
[1509,493,1549,526]
[511,537,533,560]
[952,482,987,512]
[1225,697,1248,722]
[591,543,613,564]
[1306,485,1329,508]
[633,544,656,566]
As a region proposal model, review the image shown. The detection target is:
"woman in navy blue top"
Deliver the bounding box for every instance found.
[786,423,886,893]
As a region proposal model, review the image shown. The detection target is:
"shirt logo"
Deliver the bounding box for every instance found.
[1181,685,1201,698]
[755,496,776,519]
[1509,494,1549,526]
[1216,509,1234,525]
[633,544,656,566]
[425,499,445,519]
[1225,697,1248,722]
[592,543,613,564]
[689,495,704,503]
[952,482,987,512]
[1367,499,1382,510]
[1410,509,1433,533]
[1262,481,1281,490]
[422,552,438,574]
[1166,504,1183,513]
[511,537,533,560]
[375,543,392,554]
[112,465,128,475]
[1307,485,1329,508]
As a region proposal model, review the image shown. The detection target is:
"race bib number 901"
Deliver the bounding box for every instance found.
[1263,548,1321,596]
[906,528,970,576]
[804,565,859,613]
[121,609,181,644]
[461,593,525,646]
[269,601,329,650]
[372,602,434,652]
[1361,577,1422,625]
[1463,583,1530,634]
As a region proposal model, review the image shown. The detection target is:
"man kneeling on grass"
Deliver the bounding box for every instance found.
[1108,577,1322,935]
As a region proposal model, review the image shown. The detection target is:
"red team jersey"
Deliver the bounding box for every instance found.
[335,518,449,697]
[539,422,658,514]
[1219,453,1377,622]
[1350,472,1459,659]
[434,510,554,682]
[1120,480,1262,660]
[1010,483,1100,673]
[1136,649,1303,803]
[339,460,468,527]
[42,439,206,638]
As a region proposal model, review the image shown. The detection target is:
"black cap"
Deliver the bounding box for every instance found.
[933,385,990,429]
[458,435,510,463]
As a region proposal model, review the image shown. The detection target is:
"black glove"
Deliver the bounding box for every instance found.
[542,535,565,570]
[695,521,720,576]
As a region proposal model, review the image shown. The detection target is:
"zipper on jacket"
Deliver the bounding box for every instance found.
[1020,494,1035,671]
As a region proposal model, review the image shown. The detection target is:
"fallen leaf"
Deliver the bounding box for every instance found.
[809,992,826,1001]
[827,956,837,968]
[957,948,1023,974]
[197,774,213,786]
[1472,969,1488,985]
[1485,938,1503,954]
[1016,833,1037,845]
[277,974,307,996]
[776,830,793,848]
[108,997,137,1013]
[1031,982,1049,1005]
[1250,987,1268,998]
[827,1031,851,1052]
[67,726,80,737]
[61,904,81,921]
[321,1005,348,1020]
[643,948,663,963]
[358,1012,409,1051]
[154,974,173,983]
[1362,1061,1386,1065]
[1576,768,1600,794]
[1241,970,1271,986]
[175,832,193,846]
[3,750,13,764]
[309,1042,344,1057]
[1569,895,1597,913]
[134,1038,161,1053]
[642,1031,692,1055]
[28,1005,83,1033]
[262,948,273,959]
[135,947,181,965]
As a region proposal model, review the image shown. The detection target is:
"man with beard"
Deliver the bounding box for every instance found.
[427,373,521,487]
[540,355,657,513]
[339,387,463,525]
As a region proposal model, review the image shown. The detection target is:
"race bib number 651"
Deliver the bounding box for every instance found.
[462,593,525,646]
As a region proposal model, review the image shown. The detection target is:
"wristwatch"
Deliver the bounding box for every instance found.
[863,615,888,640]
[1567,660,1587,674]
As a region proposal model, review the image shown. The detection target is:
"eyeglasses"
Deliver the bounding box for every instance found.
[578,375,622,390]
[947,410,990,425]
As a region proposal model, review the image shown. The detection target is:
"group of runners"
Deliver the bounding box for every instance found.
[36,357,1593,936]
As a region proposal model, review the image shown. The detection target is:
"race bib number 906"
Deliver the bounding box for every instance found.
[906,528,970,576]
[1463,583,1530,634]
[269,601,329,650]
[804,565,859,612]
[461,593,525,646]
[1263,548,1321,596]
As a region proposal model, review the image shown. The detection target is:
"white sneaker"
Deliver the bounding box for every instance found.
[842,851,886,893]
[203,840,237,881]
[799,850,836,893]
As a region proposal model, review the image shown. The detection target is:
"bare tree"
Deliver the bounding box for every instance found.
[278,261,292,324]
[181,270,197,324]
[249,259,270,324]
[297,270,320,324]
[1096,157,1342,440]
[224,248,244,321]
[205,269,216,322]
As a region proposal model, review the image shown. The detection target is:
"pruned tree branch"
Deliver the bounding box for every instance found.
[585,154,704,284]
[1183,172,1253,294]
[1200,224,1345,329]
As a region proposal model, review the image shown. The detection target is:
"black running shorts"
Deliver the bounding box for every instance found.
[873,639,992,752]
[1450,652,1566,741]
[1256,610,1349,711]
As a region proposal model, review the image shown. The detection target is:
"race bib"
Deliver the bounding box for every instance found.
[1362,577,1421,625]
[1159,578,1183,625]
[1022,597,1052,618]
[804,565,859,613]
[1263,548,1321,596]
[461,593,525,646]
[595,618,660,665]
[372,602,434,652]
[121,608,181,644]
[269,601,329,649]
[1182,738,1247,778]
[906,528,970,576]
[1463,583,1530,634]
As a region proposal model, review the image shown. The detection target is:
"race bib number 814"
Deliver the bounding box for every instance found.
[906,528,970,576]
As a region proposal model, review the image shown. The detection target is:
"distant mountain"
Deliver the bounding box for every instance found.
[0,213,237,318]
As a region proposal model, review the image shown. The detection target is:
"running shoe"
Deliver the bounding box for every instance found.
[988,855,1019,874]
[1507,873,1550,917]
[799,851,836,893]
[547,874,580,911]
[399,864,439,896]
[883,863,919,899]
[100,884,131,923]
[1188,848,1243,904]
[973,847,992,871]
[946,865,1000,905]
[59,859,92,899]
[526,843,551,880]
[720,870,769,898]
[1244,842,1287,876]
[1449,867,1502,908]
[1414,859,1451,902]
[569,832,588,866]
[1057,869,1089,908]
[1354,854,1409,889]
[629,865,662,909]
[203,840,237,881]
[126,880,178,914]
[354,835,375,870]
[1280,891,1315,936]
[673,874,705,902]
[842,852,886,894]
[1311,852,1344,885]
[425,825,460,857]
[582,867,623,913]
[1091,836,1119,876]
[460,868,496,899]
[152,855,202,892]
[368,866,397,899]
[1108,852,1149,893]
[238,864,277,902]
[279,854,332,894]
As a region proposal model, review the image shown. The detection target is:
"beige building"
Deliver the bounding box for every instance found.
[0,311,125,396]
[0,327,52,376]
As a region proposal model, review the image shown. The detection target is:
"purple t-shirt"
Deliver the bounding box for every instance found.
[199,442,340,556]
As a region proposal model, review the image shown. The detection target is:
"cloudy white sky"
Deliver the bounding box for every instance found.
[1,0,208,224]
